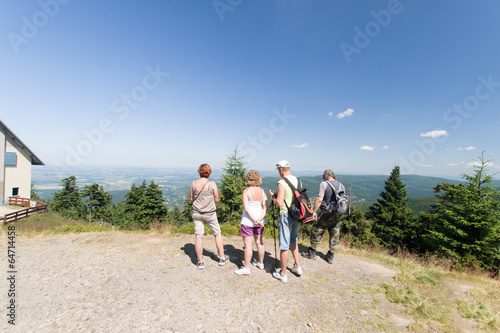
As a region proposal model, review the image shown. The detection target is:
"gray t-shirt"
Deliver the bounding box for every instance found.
[318,179,345,211]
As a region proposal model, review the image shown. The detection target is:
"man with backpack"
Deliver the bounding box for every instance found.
[269,160,303,283]
[302,169,347,264]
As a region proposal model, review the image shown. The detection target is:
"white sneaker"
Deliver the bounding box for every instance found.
[290,265,303,276]
[234,267,250,275]
[251,260,265,270]
[272,269,288,283]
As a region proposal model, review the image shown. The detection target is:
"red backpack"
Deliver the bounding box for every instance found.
[282,177,315,224]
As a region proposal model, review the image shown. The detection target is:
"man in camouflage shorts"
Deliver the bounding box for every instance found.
[302,169,344,264]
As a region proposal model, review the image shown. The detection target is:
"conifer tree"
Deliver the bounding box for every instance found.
[421,153,500,271]
[124,180,168,229]
[50,175,83,218]
[217,147,247,225]
[31,181,42,202]
[367,166,415,250]
[81,183,112,222]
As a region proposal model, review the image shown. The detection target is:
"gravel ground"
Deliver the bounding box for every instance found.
[1,232,413,332]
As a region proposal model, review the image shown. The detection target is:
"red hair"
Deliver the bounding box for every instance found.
[198,163,212,178]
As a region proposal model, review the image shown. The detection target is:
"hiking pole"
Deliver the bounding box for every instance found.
[271,200,278,272]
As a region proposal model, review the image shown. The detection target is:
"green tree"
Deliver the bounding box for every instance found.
[31,181,42,202]
[50,175,83,218]
[342,206,378,248]
[421,153,500,271]
[179,194,193,224]
[217,147,247,225]
[366,166,415,250]
[124,180,168,229]
[81,183,112,222]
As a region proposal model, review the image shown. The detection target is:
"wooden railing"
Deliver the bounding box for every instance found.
[2,197,48,226]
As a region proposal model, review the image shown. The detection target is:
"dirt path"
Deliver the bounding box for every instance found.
[1,232,413,332]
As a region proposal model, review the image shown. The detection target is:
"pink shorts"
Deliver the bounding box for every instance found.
[241,224,264,237]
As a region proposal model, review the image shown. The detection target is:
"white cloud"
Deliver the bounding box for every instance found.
[420,164,433,167]
[456,147,463,151]
[447,163,458,166]
[337,108,354,119]
[467,161,494,168]
[292,143,308,149]
[382,145,389,150]
[420,130,449,138]
[360,145,375,151]
[327,112,333,118]
[465,146,477,151]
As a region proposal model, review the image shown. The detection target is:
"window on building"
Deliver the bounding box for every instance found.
[4,152,17,166]
[12,187,19,196]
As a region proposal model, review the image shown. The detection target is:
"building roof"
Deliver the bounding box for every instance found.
[0,120,44,166]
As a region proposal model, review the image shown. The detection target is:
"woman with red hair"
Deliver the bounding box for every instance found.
[190,163,229,270]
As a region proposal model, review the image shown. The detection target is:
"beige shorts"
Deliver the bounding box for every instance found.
[192,212,221,235]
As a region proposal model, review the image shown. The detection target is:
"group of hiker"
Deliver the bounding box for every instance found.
[189,160,347,283]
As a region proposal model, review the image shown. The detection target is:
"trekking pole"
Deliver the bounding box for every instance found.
[271,201,278,272]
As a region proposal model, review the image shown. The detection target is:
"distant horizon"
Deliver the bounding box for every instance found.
[32,163,471,182]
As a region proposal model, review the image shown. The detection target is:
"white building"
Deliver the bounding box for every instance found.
[0,121,44,204]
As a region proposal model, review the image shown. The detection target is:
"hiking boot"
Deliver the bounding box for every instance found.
[272,269,288,283]
[290,265,303,276]
[251,260,265,270]
[234,267,250,275]
[301,247,316,260]
[197,261,204,270]
[326,250,334,264]
[219,255,230,266]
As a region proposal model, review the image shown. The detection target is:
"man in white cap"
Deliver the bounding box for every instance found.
[269,160,303,283]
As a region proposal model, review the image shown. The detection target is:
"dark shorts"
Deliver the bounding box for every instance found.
[241,224,264,237]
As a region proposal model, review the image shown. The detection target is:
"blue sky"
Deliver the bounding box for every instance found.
[1,0,499,177]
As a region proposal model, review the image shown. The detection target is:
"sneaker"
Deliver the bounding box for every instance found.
[218,255,230,266]
[301,247,316,260]
[234,267,250,275]
[197,261,204,270]
[251,260,265,270]
[290,265,303,276]
[326,250,334,264]
[272,269,288,283]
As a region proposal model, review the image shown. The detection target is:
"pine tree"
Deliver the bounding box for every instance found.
[341,207,377,248]
[31,181,42,202]
[367,166,415,250]
[81,183,112,222]
[217,147,247,225]
[50,175,83,218]
[421,153,500,271]
[124,180,168,229]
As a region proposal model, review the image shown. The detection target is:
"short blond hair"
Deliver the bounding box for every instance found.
[245,170,262,187]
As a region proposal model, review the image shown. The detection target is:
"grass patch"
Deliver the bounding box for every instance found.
[54,224,112,233]
[341,239,500,332]
[1,212,113,236]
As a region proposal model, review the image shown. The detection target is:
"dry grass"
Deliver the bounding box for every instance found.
[338,239,500,332]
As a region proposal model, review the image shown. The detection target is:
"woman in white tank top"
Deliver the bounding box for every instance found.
[235,170,268,275]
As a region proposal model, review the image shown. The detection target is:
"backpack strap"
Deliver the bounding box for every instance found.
[282,177,300,210]
[326,180,338,202]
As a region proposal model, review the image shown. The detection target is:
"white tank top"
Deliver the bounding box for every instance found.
[241,187,266,227]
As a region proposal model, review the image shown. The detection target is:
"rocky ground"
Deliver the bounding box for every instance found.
[0,232,419,332]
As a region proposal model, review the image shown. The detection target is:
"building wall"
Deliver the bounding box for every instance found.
[0,129,5,204]
[4,139,32,200]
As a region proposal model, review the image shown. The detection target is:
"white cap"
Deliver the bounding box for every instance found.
[276,160,290,168]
